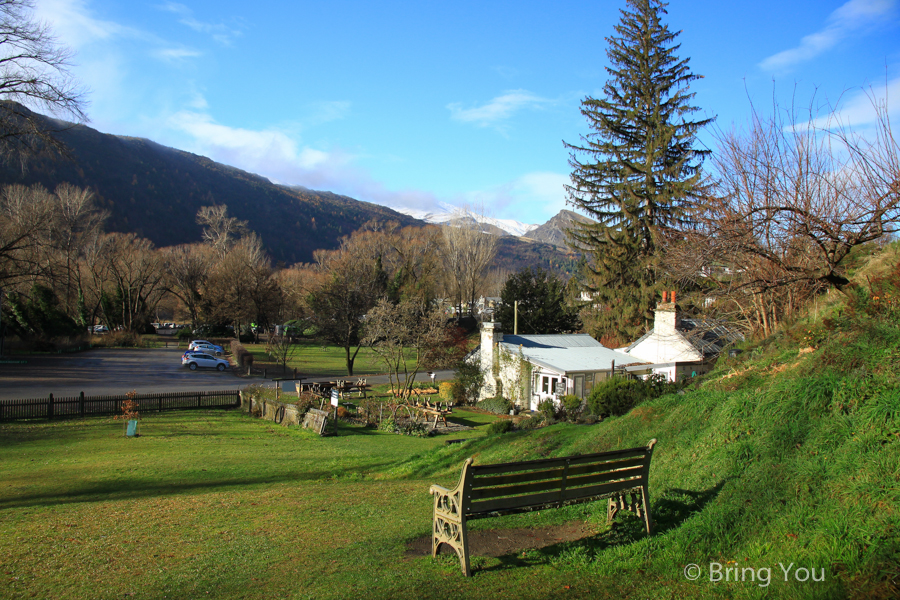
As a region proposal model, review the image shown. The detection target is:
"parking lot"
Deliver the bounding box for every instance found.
[0,348,241,400]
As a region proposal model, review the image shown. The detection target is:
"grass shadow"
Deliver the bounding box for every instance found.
[474,480,729,575]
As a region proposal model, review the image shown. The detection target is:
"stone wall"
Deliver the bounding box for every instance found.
[240,391,304,426]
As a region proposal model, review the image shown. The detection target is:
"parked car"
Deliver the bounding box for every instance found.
[191,342,224,356]
[189,340,223,353]
[92,325,109,334]
[181,349,206,361]
[182,352,229,371]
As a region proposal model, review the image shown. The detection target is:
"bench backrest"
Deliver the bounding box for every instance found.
[462,440,656,518]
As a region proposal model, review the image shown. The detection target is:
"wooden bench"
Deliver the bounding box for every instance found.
[429,439,657,576]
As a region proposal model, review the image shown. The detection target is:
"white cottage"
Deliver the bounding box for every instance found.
[622,291,744,382]
[478,322,652,411]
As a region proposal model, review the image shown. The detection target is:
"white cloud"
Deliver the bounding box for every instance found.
[34,0,131,49]
[447,89,552,128]
[169,111,336,173]
[759,0,897,71]
[152,47,203,62]
[803,77,900,129]
[158,1,243,46]
[449,171,569,224]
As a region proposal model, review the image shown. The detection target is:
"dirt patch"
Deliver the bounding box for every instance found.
[405,522,593,558]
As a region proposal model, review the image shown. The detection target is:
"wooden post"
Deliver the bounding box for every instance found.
[80,392,85,417]
[197,393,202,409]
[48,394,54,420]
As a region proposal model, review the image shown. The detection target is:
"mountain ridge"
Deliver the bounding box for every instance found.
[0,103,580,273]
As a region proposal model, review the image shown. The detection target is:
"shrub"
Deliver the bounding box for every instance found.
[455,361,484,405]
[561,394,583,420]
[396,421,431,437]
[477,396,511,415]
[576,413,600,425]
[231,340,254,368]
[439,381,455,403]
[516,414,544,430]
[486,420,512,435]
[176,327,193,340]
[376,417,431,437]
[537,398,558,420]
[294,392,319,416]
[586,375,677,418]
[99,331,141,347]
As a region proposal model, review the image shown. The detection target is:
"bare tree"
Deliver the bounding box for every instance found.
[88,233,166,332]
[0,183,53,285]
[196,205,248,257]
[439,206,498,317]
[363,297,448,399]
[305,231,387,376]
[162,243,212,329]
[668,93,900,335]
[0,0,87,162]
[200,233,272,333]
[266,334,296,374]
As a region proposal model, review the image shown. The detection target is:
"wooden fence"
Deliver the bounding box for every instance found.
[0,389,241,421]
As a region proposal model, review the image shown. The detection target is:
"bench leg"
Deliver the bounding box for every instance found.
[641,485,654,535]
[608,490,654,536]
[433,513,471,576]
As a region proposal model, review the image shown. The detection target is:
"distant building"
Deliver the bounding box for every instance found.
[622,291,744,381]
[477,323,652,410]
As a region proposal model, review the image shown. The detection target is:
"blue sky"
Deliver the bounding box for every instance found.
[33,0,900,226]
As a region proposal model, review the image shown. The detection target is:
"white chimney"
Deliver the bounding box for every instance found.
[479,322,503,399]
[654,291,677,336]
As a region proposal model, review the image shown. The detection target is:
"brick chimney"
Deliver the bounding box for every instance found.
[654,290,677,336]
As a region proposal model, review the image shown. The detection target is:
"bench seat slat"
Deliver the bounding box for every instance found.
[565,457,646,477]
[469,477,644,514]
[470,456,646,489]
[469,447,649,476]
[469,465,645,501]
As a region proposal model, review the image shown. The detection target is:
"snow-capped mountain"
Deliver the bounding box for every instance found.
[392,204,539,238]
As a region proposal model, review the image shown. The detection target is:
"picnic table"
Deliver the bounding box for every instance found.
[298,379,371,399]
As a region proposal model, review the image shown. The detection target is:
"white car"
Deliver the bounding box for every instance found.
[182,352,229,371]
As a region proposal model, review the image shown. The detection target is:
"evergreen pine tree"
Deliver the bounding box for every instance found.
[496,267,581,335]
[564,0,711,344]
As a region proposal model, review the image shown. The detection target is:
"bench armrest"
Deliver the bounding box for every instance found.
[430,484,451,496]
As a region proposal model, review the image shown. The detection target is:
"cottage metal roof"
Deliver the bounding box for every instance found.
[499,334,644,375]
[502,334,605,348]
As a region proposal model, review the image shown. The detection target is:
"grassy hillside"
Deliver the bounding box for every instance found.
[0,247,897,599]
[409,242,900,598]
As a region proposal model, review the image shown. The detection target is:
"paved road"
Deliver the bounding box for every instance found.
[0,348,455,400]
[0,348,240,400]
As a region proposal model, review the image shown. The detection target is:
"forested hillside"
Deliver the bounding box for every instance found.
[0,104,423,265]
[0,103,577,273]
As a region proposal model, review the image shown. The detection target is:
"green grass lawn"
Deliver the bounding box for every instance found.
[7,410,619,600]
[241,339,415,378]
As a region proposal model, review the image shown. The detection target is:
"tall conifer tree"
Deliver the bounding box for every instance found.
[565,0,711,343]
